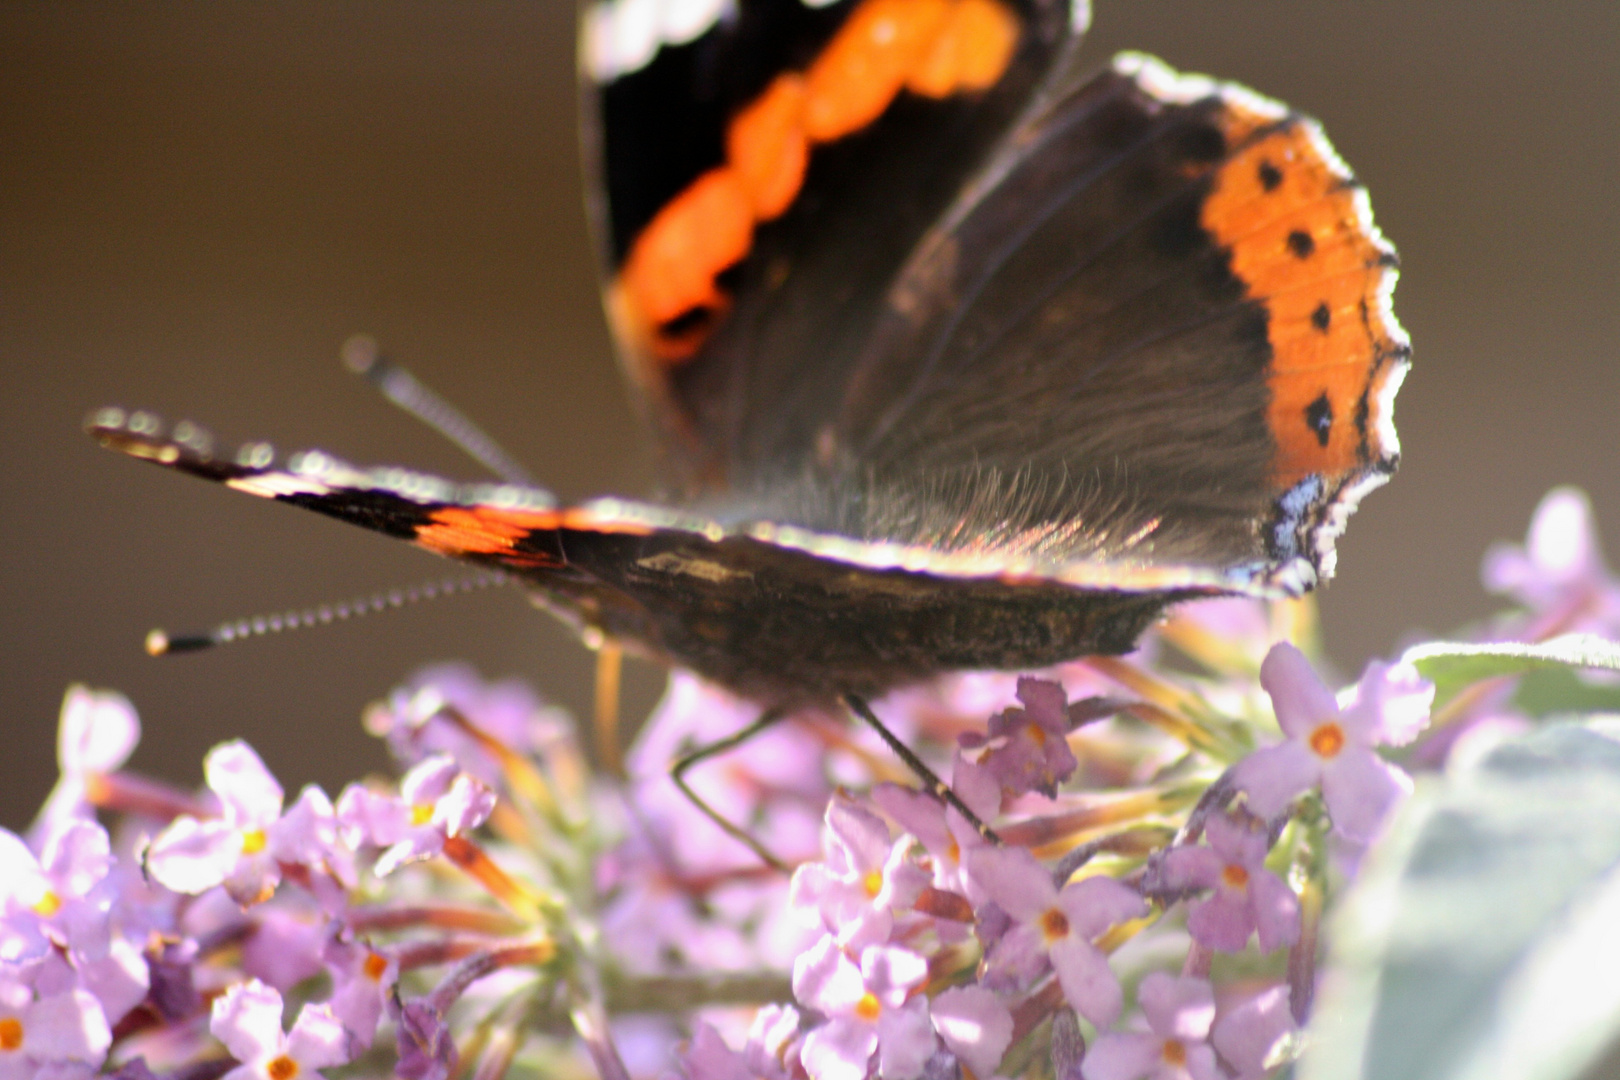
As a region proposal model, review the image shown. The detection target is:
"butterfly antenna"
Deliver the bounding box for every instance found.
[146,571,508,656]
[843,693,1003,844]
[340,334,535,486]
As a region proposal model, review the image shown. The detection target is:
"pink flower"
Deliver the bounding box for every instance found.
[1483,487,1620,640]
[960,678,1079,799]
[967,846,1146,1026]
[790,796,928,950]
[0,977,113,1079]
[35,685,140,835]
[323,936,397,1052]
[210,979,349,1080]
[793,936,936,1080]
[870,752,997,906]
[1159,815,1299,953]
[337,755,494,876]
[1082,973,1217,1080]
[1232,644,1430,842]
[145,741,289,905]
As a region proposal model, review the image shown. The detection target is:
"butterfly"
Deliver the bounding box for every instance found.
[92,0,1407,708]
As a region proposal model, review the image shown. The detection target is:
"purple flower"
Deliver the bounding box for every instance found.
[793,936,935,1080]
[1210,985,1296,1080]
[322,936,397,1052]
[35,685,140,835]
[1232,644,1430,842]
[668,1024,760,1080]
[1159,815,1299,954]
[960,678,1079,799]
[1082,973,1217,1080]
[0,820,114,960]
[967,846,1147,1026]
[210,979,349,1080]
[0,977,113,1080]
[369,663,573,785]
[338,755,494,876]
[1483,486,1620,639]
[791,796,928,949]
[872,753,999,906]
[929,985,1012,1078]
[145,741,289,905]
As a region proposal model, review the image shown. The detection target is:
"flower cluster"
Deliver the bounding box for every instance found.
[5,487,1615,1080]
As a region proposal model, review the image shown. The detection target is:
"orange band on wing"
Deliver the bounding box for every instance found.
[612,0,1019,370]
[1201,116,1404,489]
[414,506,563,565]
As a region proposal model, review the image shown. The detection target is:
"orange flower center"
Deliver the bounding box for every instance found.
[1040,907,1070,943]
[1309,722,1346,759]
[363,952,390,981]
[1026,722,1047,747]
[239,829,267,856]
[863,870,884,899]
[266,1054,300,1080]
[0,1017,22,1051]
[1161,1039,1187,1066]
[1222,864,1250,890]
[854,992,883,1022]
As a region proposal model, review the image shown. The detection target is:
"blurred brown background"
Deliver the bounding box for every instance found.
[2,2,1616,829]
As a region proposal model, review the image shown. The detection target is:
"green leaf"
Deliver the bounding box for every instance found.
[1400,635,1620,712]
[1302,717,1620,1080]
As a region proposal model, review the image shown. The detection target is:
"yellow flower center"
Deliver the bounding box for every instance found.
[1039,906,1070,944]
[0,1017,22,1051]
[266,1054,300,1080]
[239,829,267,856]
[410,803,435,827]
[31,891,62,918]
[1309,722,1346,759]
[854,992,882,1022]
[863,869,884,899]
[1222,864,1250,890]
[1161,1039,1187,1066]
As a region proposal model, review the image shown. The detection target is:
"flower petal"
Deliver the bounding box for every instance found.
[1320,747,1412,843]
[791,935,864,1015]
[1211,985,1294,1080]
[800,1017,879,1080]
[210,980,286,1065]
[875,996,935,1080]
[1231,742,1320,820]
[1258,643,1339,739]
[1186,891,1253,953]
[1057,876,1147,940]
[1079,1031,1159,1080]
[1048,937,1122,1027]
[146,818,240,896]
[964,846,1056,922]
[286,1003,351,1070]
[204,742,283,827]
[1158,845,1222,893]
[1248,871,1302,954]
[929,986,1011,1079]
[1136,973,1213,1042]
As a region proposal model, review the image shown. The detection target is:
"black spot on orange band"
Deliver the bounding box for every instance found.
[1286,229,1315,259]
[1305,392,1333,448]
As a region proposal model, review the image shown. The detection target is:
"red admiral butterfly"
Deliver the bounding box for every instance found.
[92,0,1406,707]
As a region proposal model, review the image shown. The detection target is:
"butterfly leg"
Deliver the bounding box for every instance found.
[842,693,1002,845]
[669,705,791,872]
